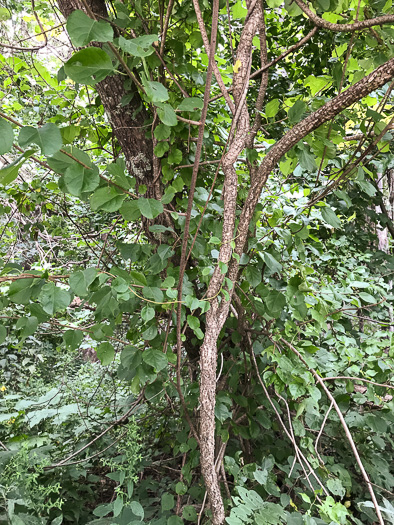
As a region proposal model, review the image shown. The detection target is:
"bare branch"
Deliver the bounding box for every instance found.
[294,0,394,32]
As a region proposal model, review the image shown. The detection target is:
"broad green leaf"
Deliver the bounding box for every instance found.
[130,500,144,519]
[264,290,286,318]
[120,200,141,220]
[113,496,123,518]
[67,9,113,46]
[15,316,38,338]
[0,117,13,154]
[118,34,157,57]
[38,283,71,314]
[177,97,203,111]
[154,124,171,140]
[168,149,182,165]
[0,150,34,186]
[96,342,115,366]
[141,306,155,322]
[142,324,158,341]
[63,329,83,350]
[8,278,35,304]
[245,266,261,288]
[0,7,10,20]
[64,163,99,196]
[161,492,175,512]
[138,198,164,219]
[145,81,169,103]
[304,75,331,96]
[64,48,114,85]
[47,146,92,174]
[19,124,62,155]
[263,253,282,274]
[187,315,200,330]
[90,186,126,212]
[265,99,280,118]
[298,145,317,171]
[154,141,169,157]
[182,506,198,522]
[321,206,341,229]
[143,286,164,302]
[288,100,307,124]
[157,104,178,126]
[359,292,376,303]
[130,271,147,286]
[69,268,97,296]
[143,348,167,371]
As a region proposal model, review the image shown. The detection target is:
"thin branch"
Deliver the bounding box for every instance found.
[293,0,394,32]
[321,376,393,389]
[279,337,385,525]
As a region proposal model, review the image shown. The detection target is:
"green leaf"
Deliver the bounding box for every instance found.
[177,97,203,111]
[38,283,71,315]
[143,286,164,302]
[64,48,114,85]
[90,186,126,212]
[142,348,167,371]
[265,99,280,118]
[359,292,376,303]
[19,124,62,155]
[96,342,115,366]
[15,316,38,338]
[0,325,6,344]
[63,329,83,350]
[245,266,261,288]
[288,100,307,124]
[0,118,13,154]
[118,34,157,57]
[120,200,141,220]
[264,290,286,318]
[145,81,169,103]
[304,75,331,96]
[47,146,92,174]
[130,500,144,519]
[154,141,169,157]
[8,278,35,304]
[263,253,282,274]
[157,104,178,126]
[161,492,175,512]
[168,149,182,165]
[182,506,198,522]
[154,124,171,140]
[141,306,155,322]
[69,268,97,296]
[113,496,123,518]
[64,163,100,196]
[321,206,341,229]
[187,315,200,331]
[130,271,147,286]
[67,9,113,46]
[175,482,187,495]
[0,150,34,186]
[138,198,164,219]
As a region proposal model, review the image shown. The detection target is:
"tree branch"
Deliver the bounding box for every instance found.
[293,0,394,32]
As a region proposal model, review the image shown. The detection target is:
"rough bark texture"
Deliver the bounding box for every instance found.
[293,0,394,32]
[198,4,262,523]
[56,0,169,237]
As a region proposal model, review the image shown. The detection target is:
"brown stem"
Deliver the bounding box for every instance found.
[293,0,394,32]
